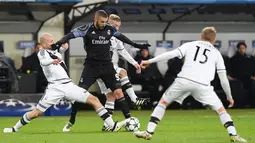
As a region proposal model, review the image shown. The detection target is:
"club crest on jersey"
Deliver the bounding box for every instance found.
[40,49,45,56]
[107,30,111,35]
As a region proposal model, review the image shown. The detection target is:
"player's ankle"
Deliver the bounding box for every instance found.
[12,127,18,132]
[146,130,154,135]
[229,133,237,136]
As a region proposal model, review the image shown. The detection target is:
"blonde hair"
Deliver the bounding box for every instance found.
[109,14,121,22]
[201,27,216,43]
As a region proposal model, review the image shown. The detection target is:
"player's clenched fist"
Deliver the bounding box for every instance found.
[140,60,150,69]
[135,64,141,74]
[61,43,69,49]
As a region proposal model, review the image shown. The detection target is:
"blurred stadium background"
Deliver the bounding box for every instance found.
[0,0,255,138]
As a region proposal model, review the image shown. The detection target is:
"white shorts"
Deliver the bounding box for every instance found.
[97,67,124,95]
[36,82,91,112]
[162,78,223,111]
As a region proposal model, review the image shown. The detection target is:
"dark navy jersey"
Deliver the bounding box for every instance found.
[71,23,121,63]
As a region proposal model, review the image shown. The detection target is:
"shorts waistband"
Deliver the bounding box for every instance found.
[48,80,72,84]
[177,76,208,86]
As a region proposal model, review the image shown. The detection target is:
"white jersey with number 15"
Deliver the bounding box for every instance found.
[177,41,226,85]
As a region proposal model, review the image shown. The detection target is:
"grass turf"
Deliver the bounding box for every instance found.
[0,109,254,143]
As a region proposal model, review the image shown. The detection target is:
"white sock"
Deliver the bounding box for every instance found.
[104,117,115,129]
[96,107,114,129]
[219,111,237,136]
[104,101,114,126]
[105,101,115,111]
[14,113,31,131]
[121,77,137,103]
[147,103,166,133]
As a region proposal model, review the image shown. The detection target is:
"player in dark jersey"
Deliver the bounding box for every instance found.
[53,10,150,132]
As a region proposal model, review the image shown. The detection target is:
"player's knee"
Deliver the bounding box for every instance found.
[159,98,169,107]
[106,92,116,102]
[29,109,43,119]
[86,95,100,105]
[216,106,226,114]
[119,69,127,78]
[114,89,124,99]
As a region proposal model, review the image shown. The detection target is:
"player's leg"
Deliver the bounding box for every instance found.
[65,83,126,131]
[96,78,116,131]
[102,92,116,131]
[101,65,131,120]
[97,78,115,115]
[134,80,188,140]
[4,86,62,133]
[64,65,99,131]
[105,92,115,115]
[118,68,150,106]
[191,86,247,142]
[3,108,44,133]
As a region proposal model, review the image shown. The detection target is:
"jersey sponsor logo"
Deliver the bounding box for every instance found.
[0,99,36,112]
[92,36,110,44]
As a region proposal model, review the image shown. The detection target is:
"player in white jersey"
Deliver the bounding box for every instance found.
[3,33,126,133]
[134,27,247,142]
[98,37,149,106]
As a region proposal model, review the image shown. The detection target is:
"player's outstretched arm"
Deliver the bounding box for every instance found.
[114,33,151,49]
[117,47,141,73]
[111,26,150,49]
[117,45,138,66]
[148,49,180,64]
[54,24,89,49]
[140,49,180,69]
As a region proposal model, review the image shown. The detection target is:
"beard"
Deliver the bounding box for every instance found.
[96,22,104,30]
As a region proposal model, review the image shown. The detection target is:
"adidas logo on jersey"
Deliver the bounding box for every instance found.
[92,31,96,34]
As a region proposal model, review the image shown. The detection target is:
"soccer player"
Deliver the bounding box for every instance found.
[134,27,247,142]
[63,14,149,132]
[54,10,150,132]
[97,14,150,131]
[107,14,150,106]
[3,33,125,133]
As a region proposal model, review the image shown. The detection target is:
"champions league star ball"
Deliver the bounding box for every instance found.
[125,117,140,132]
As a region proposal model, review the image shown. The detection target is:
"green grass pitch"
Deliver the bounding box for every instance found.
[0,109,254,143]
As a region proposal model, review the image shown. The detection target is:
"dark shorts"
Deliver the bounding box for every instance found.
[78,62,121,92]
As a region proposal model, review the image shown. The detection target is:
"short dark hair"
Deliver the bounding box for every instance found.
[95,10,108,18]
[35,43,41,48]
[237,42,247,49]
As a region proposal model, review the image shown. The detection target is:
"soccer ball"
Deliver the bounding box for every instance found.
[125,117,140,132]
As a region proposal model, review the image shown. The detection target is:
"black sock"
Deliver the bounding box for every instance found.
[116,97,131,119]
[69,102,79,124]
[105,108,114,116]
[122,82,132,91]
